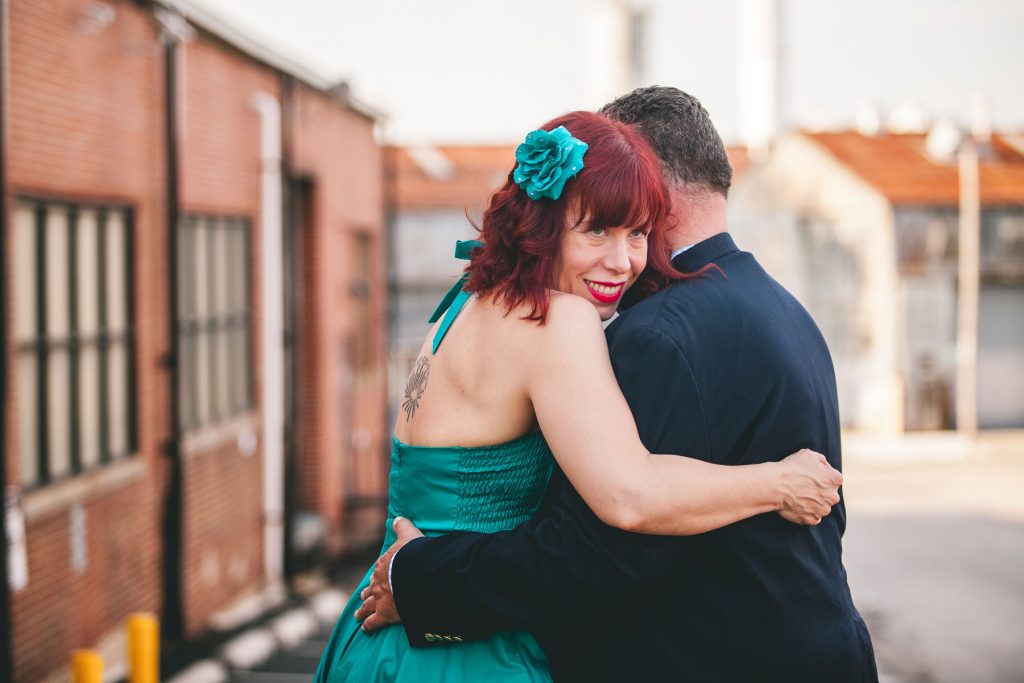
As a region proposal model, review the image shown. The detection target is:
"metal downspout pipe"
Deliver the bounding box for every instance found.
[251,92,285,586]
[160,29,185,642]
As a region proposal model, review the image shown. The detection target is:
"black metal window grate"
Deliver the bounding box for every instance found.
[12,198,137,489]
[176,215,253,431]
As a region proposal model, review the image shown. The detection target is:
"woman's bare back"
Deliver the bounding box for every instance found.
[394,294,545,448]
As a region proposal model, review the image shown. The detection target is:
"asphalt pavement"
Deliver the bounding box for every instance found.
[842,434,1024,683]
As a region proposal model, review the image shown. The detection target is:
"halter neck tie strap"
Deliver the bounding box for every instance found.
[427,240,483,354]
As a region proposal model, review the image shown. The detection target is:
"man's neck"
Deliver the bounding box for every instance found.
[667,187,728,253]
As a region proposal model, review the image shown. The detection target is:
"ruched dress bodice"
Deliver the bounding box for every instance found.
[385,432,554,540]
[313,433,556,683]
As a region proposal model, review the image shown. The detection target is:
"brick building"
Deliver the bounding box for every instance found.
[0,0,389,680]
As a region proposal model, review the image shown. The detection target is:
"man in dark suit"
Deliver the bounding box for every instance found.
[357,87,878,682]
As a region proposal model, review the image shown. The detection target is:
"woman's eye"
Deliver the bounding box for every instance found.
[587,226,608,236]
[630,228,649,238]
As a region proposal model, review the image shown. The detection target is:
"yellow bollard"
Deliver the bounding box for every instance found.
[71,650,103,683]
[128,613,160,683]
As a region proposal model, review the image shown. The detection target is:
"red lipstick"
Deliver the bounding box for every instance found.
[585,280,625,304]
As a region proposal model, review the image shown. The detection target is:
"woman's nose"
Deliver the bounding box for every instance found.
[603,237,631,273]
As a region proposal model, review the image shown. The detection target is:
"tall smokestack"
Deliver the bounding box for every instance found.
[738,0,779,157]
[970,92,992,144]
[584,0,631,109]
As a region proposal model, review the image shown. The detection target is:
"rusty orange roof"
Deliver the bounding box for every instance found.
[388,145,515,211]
[804,131,1024,206]
[390,142,754,212]
[726,146,750,177]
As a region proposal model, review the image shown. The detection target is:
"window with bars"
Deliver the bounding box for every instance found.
[176,215,253,431]
[982,210,1024,278]
[12,198,137,489]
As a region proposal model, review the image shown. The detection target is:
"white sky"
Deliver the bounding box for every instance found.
[190,0,1024,145]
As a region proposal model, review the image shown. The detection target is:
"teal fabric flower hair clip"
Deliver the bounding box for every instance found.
[513,125,588,201]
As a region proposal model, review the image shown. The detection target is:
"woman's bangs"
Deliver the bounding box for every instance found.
[575,163,663,230]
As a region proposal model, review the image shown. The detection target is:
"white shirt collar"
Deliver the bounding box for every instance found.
[671,243,696,260]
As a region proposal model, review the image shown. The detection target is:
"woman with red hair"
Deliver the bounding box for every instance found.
[314,111,839,682]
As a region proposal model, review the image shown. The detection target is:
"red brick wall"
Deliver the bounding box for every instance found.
[180,40,277,214]
[5,1,167,680]
[10,471,164,680]
[180,435,264,636]
[289,85,389,548]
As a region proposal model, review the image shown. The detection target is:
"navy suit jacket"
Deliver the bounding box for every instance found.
[392,234,877,682]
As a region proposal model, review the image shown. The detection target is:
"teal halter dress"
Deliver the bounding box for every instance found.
[313,250,556,682]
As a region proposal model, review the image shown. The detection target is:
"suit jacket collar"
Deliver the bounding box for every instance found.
[672,232,738,272]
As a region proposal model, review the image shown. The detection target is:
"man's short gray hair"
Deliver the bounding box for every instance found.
[600,86,732,197]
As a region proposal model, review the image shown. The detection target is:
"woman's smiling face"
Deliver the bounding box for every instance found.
[551,212,650,320]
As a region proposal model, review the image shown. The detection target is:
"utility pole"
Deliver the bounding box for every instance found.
[956,137,980,437]
[738,0,780,159]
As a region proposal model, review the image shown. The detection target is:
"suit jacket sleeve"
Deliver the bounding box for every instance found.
[392,324,710,647]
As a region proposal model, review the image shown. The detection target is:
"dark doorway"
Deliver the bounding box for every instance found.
[283,176,313,578]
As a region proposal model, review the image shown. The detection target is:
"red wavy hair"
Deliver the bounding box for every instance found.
[465,110,694,322]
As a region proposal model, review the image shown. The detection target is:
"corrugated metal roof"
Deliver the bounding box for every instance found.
[389,146,515,211]
[726,146,750,177]
[391,143,754,212]
[805,131,1024,206]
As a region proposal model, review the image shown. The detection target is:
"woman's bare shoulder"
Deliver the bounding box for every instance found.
[517,293,607,374]
[483,292,603,349]
[544,292,603,335]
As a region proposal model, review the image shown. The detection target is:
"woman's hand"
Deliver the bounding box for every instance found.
[773,449,843,525]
